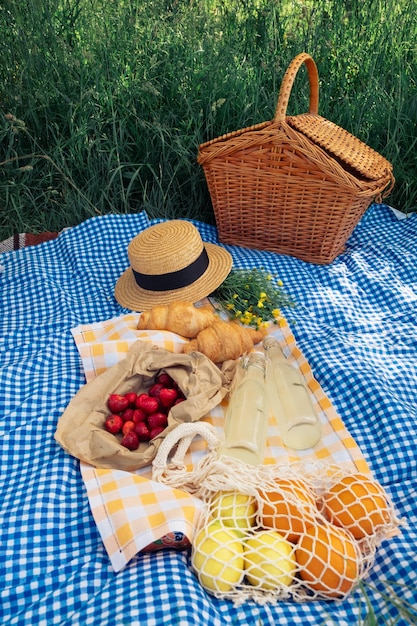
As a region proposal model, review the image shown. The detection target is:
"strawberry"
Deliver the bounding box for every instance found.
[120,430,140,450]
[122,420,135,435]
[149,426,166,440]
[104,414,124,434]
[124,392,138,408]
[149,382,164,398]
[107,393,129,414]
[136,393,159,414]
[134,421,150,442]
[132,408,147,424]
[147,412,168,430]
[174,397,185,405]
[159,387,178,408]
[121,408,134,422]
[157,372,174,387]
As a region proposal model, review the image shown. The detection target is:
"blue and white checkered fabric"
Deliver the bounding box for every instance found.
[1,205,416,625]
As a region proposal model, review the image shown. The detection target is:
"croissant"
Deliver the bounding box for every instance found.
[137,301,218,338]
[182,321,264,363]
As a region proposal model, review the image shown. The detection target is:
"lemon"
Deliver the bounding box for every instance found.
[210,491,257,530]
[244,530,296,590]
[192,520,244,593]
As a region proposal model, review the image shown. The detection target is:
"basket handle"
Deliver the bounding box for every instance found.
[274,53,319,122]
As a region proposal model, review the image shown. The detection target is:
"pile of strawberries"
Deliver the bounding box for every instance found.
[104,372,185,451]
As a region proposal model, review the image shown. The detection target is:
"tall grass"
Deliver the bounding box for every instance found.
[1,0,416,239]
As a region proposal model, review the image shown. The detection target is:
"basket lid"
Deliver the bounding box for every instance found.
[286,113,392,181]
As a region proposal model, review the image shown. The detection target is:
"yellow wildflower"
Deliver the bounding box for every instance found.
[212,268,296,329]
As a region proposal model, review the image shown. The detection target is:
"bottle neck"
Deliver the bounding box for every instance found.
[263,336,286,362]
[242,353,267,378]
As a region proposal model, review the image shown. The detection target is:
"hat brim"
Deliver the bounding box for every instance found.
[114,242,232,311]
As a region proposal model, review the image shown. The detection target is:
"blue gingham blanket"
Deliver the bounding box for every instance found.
[1,204,416,625]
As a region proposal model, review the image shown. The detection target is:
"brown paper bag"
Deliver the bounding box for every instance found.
[55,340,230,471]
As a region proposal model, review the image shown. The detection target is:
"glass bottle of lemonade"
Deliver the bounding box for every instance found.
[220,352,269,465]
[263,336,321,450]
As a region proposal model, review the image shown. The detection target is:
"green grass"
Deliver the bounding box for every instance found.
[1,0,417,240]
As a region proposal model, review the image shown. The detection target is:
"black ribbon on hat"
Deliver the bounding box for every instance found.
[132,247,210,292]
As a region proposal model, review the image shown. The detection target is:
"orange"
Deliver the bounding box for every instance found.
[259,478,318,543]
[295,522,360,597]
[322,473,391,539]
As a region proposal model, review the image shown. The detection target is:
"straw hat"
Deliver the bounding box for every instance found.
[114,220,233,311]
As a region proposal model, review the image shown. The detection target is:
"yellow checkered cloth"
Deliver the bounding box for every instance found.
[72,313,370,571]
[81,467,204,572]
[73,313,187,382]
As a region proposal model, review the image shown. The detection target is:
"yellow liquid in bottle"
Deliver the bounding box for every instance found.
[220,353,268,465]
[263,336,321,450]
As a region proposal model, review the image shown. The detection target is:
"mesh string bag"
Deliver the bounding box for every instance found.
[152,423,401,606]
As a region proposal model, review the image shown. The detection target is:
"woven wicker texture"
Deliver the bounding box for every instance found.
[198,53,395,264]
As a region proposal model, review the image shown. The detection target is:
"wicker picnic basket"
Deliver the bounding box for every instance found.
[197,53,395,264]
